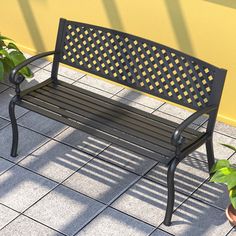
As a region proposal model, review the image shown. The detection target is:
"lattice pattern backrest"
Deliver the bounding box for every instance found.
[59,20,218,110]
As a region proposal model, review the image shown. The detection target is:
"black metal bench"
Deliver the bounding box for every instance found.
[8,18,227,226]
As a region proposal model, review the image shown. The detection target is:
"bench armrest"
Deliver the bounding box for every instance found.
[171,105,218,146]
[9,51,55,85]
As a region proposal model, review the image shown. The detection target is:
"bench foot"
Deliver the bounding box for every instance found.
[9,98,18,157]
[163,158,178,226]
[206,137,215,172]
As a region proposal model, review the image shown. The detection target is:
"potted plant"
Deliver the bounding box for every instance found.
[0,34,32,81]
[210,144,236,225]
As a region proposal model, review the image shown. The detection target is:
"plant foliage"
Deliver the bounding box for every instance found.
[210,144,236,208]
[0,35,32,80]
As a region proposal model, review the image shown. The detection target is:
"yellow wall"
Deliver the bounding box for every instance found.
[1,0,236,126]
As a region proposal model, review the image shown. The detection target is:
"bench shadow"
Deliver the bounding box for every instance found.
[0,116,229,235]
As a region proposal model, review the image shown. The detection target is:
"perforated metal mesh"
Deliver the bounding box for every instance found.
[60,21,216,109]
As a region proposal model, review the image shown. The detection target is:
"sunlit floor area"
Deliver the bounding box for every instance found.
[0,55,236,236]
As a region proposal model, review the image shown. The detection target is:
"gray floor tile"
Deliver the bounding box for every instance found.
[150,229,173,236]
[19,140,93,182]
[0,83,9,93]
[0,88,28,120]
[192,181,229,210]
[44,63,85,81]
[98,145,157,175]
[54,127,110,156]
[58,74,76,84]
[158,103,192,119]
[160,198,232,236]
[0,125,49,162]
[76,207,154,236]
[27,64,42,73]
[0,204,19,229]
[227,228,236,235]
[24,52,51,68]
[207,120,236,139]
[0,118,9,130]
[0,76,12,87]
[112,178,188,226]
[0,158,14,174]
[0,215,63,236]
[31,58,51,68]
[112,96,154,113]
[25,185,105,236]
[192,154,236,210]
[20,69,51,90]
[158,103,208,126]
[145,157,209,196]
[78,75,123,95]
[18,111,67,138]
[152,110,198,130]
[116,89,164,109]
[64,158,139,204]
[0,165,56,212]
[73,81,115,98]
[190,131,236,162]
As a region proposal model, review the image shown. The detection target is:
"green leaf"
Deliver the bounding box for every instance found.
[230,188,236,209]
[0,35,12,41]
[9,51,26,65]
[7,42,20,51]
[0,49,11,59]
[9,51,32,77]
[1,57,14,73]
[0,40,6,48]
[0,61,4,80]
[227,172,236,190]
[210,167,233,184]
[210,159,230,174]
[221,144,236,152]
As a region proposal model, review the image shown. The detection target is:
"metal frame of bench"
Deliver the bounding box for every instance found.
[8,18,227,226]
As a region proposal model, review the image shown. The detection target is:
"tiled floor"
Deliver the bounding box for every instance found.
[0,56,236,236]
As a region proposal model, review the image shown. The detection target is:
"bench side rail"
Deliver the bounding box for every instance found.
[53,18,226,111]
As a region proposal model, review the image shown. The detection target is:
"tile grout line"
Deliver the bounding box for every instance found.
[225,226,236,236]
[14,121,112,163]
[2,115,229,216]
[151,101,166,114]
[181,151,236,212]
[72,161,161,235]
[0,157,96,235]
[0,202,67,236]
[2,119,227,218]
[2,68,236,234]
[0,86,11,95]
[0,139,113,234]
[197,119,236,140]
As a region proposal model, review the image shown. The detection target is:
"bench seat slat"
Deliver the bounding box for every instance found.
[19,80,204,164]
[38,86,195,145]
[46,83,200,140]
[17,100,172,164]
[26,92,176,151]
[23,94,175,156]
[59,81,200,137]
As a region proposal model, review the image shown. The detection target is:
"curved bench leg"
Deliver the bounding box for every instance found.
[9,98,18,157]
[163,158,178,226]
[206,137,215,172]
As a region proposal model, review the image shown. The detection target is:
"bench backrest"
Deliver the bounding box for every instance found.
[53,18,227,111]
